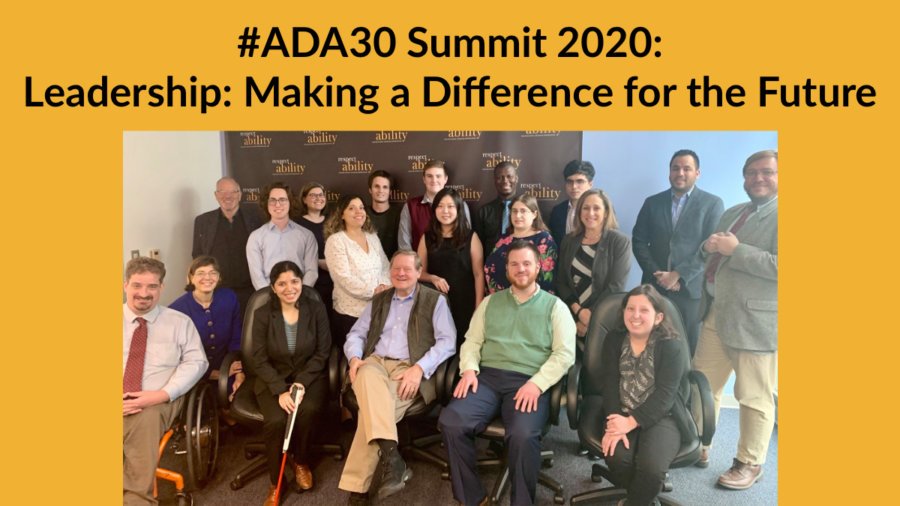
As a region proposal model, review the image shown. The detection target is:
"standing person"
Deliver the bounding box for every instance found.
[474,160,519,253]
[397,159,471,252]
[417,188,484,347]
[123,257,207,506]
[484,193,557,294]
[338,250,456,505]
[169,256,244,395]
[192,176,263,312]
[294,182,335,321]
[600,285,693,506]
[366,170,403,259]
[251,261,331,504]
[556,189,631,340]
[439,241,576,506]
[548,160,595,246]
[632,149,724,356]
[246,182,319,290]
[324,194,391,347]
[693,150,778,490]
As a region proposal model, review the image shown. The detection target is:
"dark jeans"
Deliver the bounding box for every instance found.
[439,367,550,506]
[605,415,681,506]
[256,376,327,484]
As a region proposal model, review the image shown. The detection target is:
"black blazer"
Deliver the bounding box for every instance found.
[600,329,695,441]
[548,200,570,247]
[474,196,508,254]
[555,229,632,310]
[192,204,264,258]
[631,187,724,299]
[251,292,332,397]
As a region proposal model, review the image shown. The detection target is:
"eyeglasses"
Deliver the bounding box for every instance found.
[306,193,326,200]
[194,270,220,279]
[268,198,290,206]
[510,208,533,215]
[744,169,777,179]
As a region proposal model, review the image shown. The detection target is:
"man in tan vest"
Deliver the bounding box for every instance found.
[339,250,456,505]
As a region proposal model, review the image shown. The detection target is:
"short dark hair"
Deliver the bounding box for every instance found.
[424,159,449,177]
[618,284,679,340]
[563,160,595,181]
[505,238,540,265]
[125,257,166,283]
[184,255,221,291]
[670,149,699,168]
[368,170,392,188]
[259,182,296,220]
[493,161,517,175]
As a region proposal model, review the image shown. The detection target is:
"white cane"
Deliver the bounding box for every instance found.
[274,383,305,505]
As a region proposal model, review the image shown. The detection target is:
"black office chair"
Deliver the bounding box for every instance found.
[441,356,568,505]
[567,292,716,505]
[218,286,344,491]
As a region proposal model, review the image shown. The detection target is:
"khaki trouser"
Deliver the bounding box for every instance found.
[338,356,419,493]
[123,396,184,506]
[692,306,777,465]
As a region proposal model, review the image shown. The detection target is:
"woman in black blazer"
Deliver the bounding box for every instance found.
[600,284,692,506]
[555,189,632,338]
[251,261,331,504]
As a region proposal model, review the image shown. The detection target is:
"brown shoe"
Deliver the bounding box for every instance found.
[717,458,763,490]
[263,484,279,506]
[293,462,314,490]
[695,447,710,468]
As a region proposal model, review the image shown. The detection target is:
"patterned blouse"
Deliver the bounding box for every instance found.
[324,230,391,317]
[483,230,557,294]
[619,334,658,413]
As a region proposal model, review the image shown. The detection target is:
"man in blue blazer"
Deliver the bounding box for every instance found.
[694,150,778,491]
[632,149,724,356]
[548,160,595,245]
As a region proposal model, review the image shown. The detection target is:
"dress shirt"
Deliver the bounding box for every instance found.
[670,187,693,229]
[398,195,472,251]
[343,286,456,379]
[565,201,576,234]
[459,288,576,392]
[325,231,391,317]
[246,220,319,290]
[123,304,208,401]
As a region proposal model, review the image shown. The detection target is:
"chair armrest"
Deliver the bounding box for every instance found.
[217,351,241,406]
[566,362,582,430]
[328,345,341,398]
[442,355,460,406]
[548,369,568,426]
[688,370,717,446]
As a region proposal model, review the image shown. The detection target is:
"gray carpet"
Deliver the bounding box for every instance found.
[157,407,776,505]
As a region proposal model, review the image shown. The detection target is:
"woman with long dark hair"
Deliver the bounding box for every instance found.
[251,261,331,504]
[417,188,484,346]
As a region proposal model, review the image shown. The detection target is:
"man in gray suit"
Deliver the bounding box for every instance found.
[632,149,724,356]
[694,150,778,490]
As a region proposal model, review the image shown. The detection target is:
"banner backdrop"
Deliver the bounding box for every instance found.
[224,130,582,219]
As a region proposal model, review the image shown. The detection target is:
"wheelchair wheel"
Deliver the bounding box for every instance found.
[185,381,220,489]
[175,491,193,506]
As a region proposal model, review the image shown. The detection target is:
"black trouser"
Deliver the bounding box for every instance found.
[605,416,681,506]
[664,289,701,357]
[256,376,328,484]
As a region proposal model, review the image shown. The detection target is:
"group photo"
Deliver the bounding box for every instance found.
[123,130,778,506]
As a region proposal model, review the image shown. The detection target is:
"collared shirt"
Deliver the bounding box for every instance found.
[398,195,472,251]
[670,187,694,228]
[246,219,319,290]
[123,304,208,401]
[460,288,576,392]
[565,201,576,234]
[343,286,456,379]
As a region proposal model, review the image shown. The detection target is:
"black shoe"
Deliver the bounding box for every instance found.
[376,447,413,500]
[348,492,370,505]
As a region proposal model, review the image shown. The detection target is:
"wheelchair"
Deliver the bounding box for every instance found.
[154,379,220,505]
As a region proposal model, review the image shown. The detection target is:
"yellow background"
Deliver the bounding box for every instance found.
[2,1,894,503]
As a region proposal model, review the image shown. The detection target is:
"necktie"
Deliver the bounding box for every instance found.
[704,204,755,284]
[501,200,511,235]
[123,317,148,393]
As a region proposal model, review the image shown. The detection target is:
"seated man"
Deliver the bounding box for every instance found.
[339,250,456,505]
[123,257,208,506]
[439,240,575,506]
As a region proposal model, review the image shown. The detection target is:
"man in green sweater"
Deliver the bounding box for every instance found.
[439,239,576,506]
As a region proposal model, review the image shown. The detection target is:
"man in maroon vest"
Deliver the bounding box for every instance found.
[397,159,471,251]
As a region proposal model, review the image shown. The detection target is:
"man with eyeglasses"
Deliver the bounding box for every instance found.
[693,150,778,490]
[192,177,264,312]
[548,160,595,245]
[246,182,319,290]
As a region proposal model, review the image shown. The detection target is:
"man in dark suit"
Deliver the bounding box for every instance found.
[192,177,263,312]
[632,149,724,355]
[548,160,595,245]
[474,161,519,253]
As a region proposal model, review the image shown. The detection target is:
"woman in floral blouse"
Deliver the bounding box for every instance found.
[483,193,557,294]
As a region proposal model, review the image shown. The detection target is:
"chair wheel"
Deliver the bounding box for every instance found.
[244,450,255,460]
[441,471,450,480]
[591,474,603,483]
[230,479,242,490]
[543,458,554,468]
[577,447,589,456]
[554,495,565,504]
[175,492,193,506]
[333,453,344,461]
[588,453,601,461]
